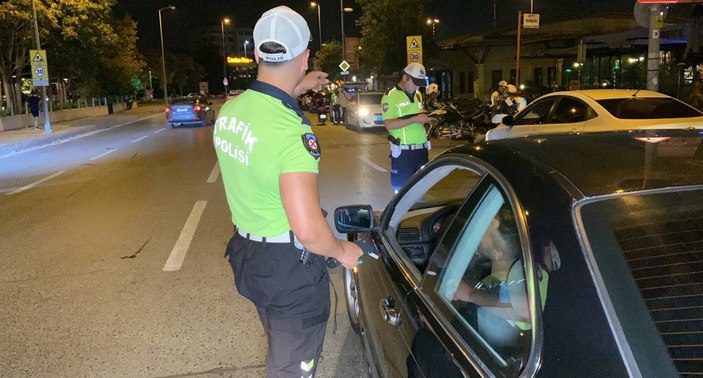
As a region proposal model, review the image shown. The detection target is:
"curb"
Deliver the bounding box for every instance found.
[0,125,101,157]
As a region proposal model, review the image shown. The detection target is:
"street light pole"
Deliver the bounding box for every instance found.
[311,2,322,51]
[426,18,439,39]
[159,5,176,103]
[31,0,51,133]
[221,18,230,94]
[244,40,249,58]
[340,0,346,61]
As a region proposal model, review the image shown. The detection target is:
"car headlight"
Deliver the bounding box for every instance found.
[358,107,370,117]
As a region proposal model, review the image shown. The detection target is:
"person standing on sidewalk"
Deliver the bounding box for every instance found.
[212,6,362,378]
[27,93,41,130]
[381,62,433,193]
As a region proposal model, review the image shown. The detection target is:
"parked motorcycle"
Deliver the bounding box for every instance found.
[426,100,492,142]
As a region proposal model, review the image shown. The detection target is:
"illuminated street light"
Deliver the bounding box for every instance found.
[159,5,176,103]
[244,40,250,58]
[426,18,440,38]
[221,17,231,93]
[310,2,322,51]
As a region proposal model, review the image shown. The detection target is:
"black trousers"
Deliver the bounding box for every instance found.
[226,234,330,377]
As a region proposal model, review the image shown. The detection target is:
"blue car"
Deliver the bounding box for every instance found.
[166,96,215,128]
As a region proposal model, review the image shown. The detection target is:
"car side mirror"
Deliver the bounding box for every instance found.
[334,205,375,233]
[503,115,514,126]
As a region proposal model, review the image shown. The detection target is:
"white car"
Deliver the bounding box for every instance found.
[344,92,385,131]
[485,89,703,141]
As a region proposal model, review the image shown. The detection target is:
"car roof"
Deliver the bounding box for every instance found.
[541,89,671,101]
[453,129,703,197]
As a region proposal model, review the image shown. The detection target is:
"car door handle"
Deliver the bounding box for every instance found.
[380,296,401,326]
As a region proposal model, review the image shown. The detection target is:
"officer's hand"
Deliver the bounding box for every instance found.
[414,113,433,125]
[294,71,330,97]
[339,240,363,269]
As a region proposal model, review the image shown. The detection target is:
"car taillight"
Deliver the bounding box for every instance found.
[194,105,201,112]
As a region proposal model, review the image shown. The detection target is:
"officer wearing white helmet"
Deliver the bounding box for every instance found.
[504,84,527,114]
[213,6,362,377]
[490,80,508,108]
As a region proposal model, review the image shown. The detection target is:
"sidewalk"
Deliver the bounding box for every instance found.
[0,102,165,157]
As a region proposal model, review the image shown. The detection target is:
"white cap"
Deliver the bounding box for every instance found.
[253,6,310,62]
[403,62,427,87]
[498,80,508,87]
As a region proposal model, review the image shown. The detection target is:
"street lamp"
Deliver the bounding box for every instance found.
[340,1,353,61]
[221,17,231,94]
[159,5,176,103]
[244,40,250,58]
[310,2,322,51]
[426,18,439,38]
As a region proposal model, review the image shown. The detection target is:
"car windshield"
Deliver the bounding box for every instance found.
[357,93,383,105]
[170,97,194,105]
[596,97,702,119]
[578,189,703,375]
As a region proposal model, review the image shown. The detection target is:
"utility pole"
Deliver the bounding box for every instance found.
[31,0,51,133]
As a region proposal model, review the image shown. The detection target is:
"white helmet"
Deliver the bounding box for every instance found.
[498,80,508,87]
[427,83,439,95]
[507,84,518,94]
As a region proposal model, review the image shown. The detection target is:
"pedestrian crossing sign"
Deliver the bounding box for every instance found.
[30,49,49,87]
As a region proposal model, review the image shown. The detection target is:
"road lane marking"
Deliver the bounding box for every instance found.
[0,113,163,160]
[88,149,116,161]
[207,162,220,183]
[163,200,207,271]
[131,135,149,143]
[7,171,66,195]
[153,128,166,134]
[359,156,387,172]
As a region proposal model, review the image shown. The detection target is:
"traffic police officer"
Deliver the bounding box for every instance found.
[381,62,433,192]
[213,6,362,378]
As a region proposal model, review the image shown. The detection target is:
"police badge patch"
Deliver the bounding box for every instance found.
[301,133,321,159]
[382,103,389,113]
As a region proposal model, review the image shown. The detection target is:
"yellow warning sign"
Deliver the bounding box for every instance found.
[32,51,45,62]
[406,35,423,65]
[30,49,49,87]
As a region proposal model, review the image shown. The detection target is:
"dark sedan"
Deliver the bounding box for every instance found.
[334,130,703,377]
[166,96,215,128]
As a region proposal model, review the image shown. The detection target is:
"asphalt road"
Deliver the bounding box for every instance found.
[0,101,454,377]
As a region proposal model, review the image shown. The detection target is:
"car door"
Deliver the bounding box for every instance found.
[417,173,539,377]
[356,157,484,377]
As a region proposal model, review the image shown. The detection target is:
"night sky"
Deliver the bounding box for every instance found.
[114,0,678,52]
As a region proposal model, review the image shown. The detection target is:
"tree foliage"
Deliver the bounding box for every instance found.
[314,41,343,80]
[356,0,428,75]
[0,0,144,113]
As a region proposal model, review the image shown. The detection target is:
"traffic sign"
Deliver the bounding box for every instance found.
[406,35,423,65]
[30,49,49,87]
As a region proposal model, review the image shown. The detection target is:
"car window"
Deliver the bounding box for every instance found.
[422,180,532,374]
[548,97,591,124]
[512,97,555,125]
[385,163,483,274]
[597,97,703,119]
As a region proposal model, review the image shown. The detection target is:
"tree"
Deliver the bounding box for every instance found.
[356,0,428,75]
[0,0,144,113]
[0,1,34,114]
[314,41,343,80]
